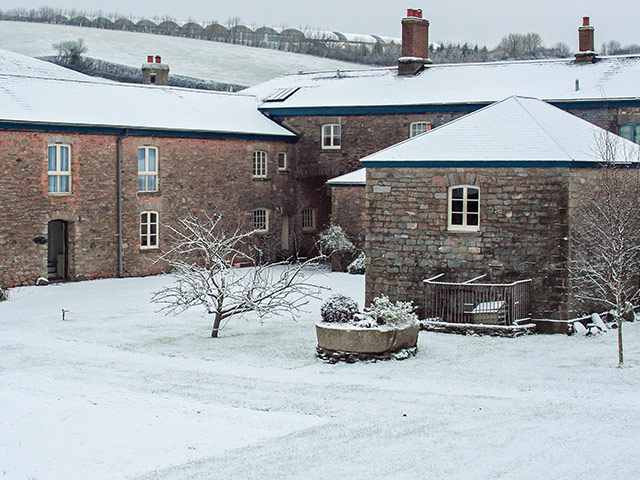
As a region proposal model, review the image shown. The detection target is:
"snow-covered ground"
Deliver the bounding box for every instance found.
[0,21,364,86]
[1,270,639,479]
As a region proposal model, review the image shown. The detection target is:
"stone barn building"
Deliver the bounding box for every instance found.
[360,96,640,320]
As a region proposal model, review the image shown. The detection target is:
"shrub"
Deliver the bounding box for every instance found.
[321,294,359,323]
[317,224,355,255]
[0,286,8,302]
[363,295,418,327]
[347,252,365,275]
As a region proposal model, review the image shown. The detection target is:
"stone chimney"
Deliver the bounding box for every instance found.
[398,8,432,76]
[141,55,170,85]
[575,17,597,64]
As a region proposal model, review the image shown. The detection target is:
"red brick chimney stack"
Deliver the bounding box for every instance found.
[398,8,432,76]
[575,17,597,63]
[142,55,170,85]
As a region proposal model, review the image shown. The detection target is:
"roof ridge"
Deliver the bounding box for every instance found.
[512,96,574,160]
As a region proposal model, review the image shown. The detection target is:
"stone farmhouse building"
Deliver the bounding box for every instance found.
[1,9,640,322]
[360,96,640,319]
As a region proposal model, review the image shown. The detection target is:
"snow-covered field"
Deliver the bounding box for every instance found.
[1,270,639,479]
[0,21,363,86]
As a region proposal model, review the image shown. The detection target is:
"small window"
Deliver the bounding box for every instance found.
[138,146,158,192]
[619,124,640,144]
[253,208,269,233]
[321,124,341,150]
[277,152,287,171]
[47,144,71,194]
[410,122,431,137]
[140,211,159,249]
[301,207,316,232]
[448,186,480,231]
[253,151,267,178]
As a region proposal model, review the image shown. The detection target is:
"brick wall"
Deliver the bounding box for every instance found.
[0,129,296,287]
[364,167,573,319]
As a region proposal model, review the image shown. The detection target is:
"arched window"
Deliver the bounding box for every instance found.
[448,186,479,231]
[47,144,71,193]
[321,124,341,149]
[253,151,267,178]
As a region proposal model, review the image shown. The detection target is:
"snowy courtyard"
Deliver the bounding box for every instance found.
[1,270,639,479]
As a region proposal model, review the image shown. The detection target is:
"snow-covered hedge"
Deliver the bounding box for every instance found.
[362,295,418,328]
[347,252,365,275]
[317,224,355,255]
[0,286,8,302]
[320,294,359,323]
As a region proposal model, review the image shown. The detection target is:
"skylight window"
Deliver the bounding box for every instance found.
[264,87,300,102]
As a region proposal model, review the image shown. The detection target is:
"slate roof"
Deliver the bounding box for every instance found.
[0,49,294,138]
[360,96,640,167]
[243,55,640,112]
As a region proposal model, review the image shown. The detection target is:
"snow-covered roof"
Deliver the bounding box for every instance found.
[361,96,640,166]
[0,48,105,81]
[244,55,640,110]
[0,49,295,137]
[327,168,366,186]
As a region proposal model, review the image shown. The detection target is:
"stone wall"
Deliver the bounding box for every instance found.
[364,167,573,319]
[330,185,366,251]
[0,129,297,287]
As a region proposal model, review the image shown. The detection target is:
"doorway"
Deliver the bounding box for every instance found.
[47,220,68,280]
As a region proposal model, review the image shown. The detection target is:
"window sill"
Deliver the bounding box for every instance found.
[447,228,480,234]
[278,170,289,174]
[48,192,73,197]
[252,177,271,182]
[140,247,160,252]
[137,191,161,196]
[321,147,341,151]
[302,229,317,234]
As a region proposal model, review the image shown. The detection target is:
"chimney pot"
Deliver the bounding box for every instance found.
[155,55,161,64]
[583,16,589,26]
[147,55,153,63]
[416,9,422,18]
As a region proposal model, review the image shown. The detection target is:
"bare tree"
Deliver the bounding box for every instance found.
[53,38,87,66]
[522,33,543,54]
[601,40,622,55]
[152,213,326,338]
[570,133,640,366]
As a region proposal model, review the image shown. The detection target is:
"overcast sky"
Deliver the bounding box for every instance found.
[3,0,638,49]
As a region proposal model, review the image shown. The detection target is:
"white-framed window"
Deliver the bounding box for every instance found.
[619,124,640,144]
[138,146,158,192]
[301,207,316,232]
[448,186,480,231]
[253,208,269,233]
[277,152,287,171]
[140,211,159,249]
[410,121,431,137]
[47,144,71,194]
[321,124,341,149]
[253,151,267,178]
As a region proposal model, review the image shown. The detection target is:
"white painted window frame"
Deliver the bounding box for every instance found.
[138,146,159,192]
[409,121,431,137]
[253,208,269,233]
[321,124,341,150]
[253,151,268,178]
[47,143,71,194]
[140,211,159,249]
[447,185,480,232]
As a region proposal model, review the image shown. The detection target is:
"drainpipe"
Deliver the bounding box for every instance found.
[116,129,130,277]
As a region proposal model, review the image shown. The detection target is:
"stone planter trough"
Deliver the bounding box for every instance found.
[316,321,419,356]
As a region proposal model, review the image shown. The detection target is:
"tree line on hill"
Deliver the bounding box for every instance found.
[1,6,639,66]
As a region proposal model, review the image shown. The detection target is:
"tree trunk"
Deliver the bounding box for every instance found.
[211,311,222,338]
[617,300,624,367]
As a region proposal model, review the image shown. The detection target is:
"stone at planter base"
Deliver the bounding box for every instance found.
[315,322,419,363]
[316,346,418,364]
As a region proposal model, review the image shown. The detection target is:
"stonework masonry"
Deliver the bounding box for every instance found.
[364,167,575,319]
[0,129,298,287]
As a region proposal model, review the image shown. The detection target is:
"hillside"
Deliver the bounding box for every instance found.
[0,21,364,86]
